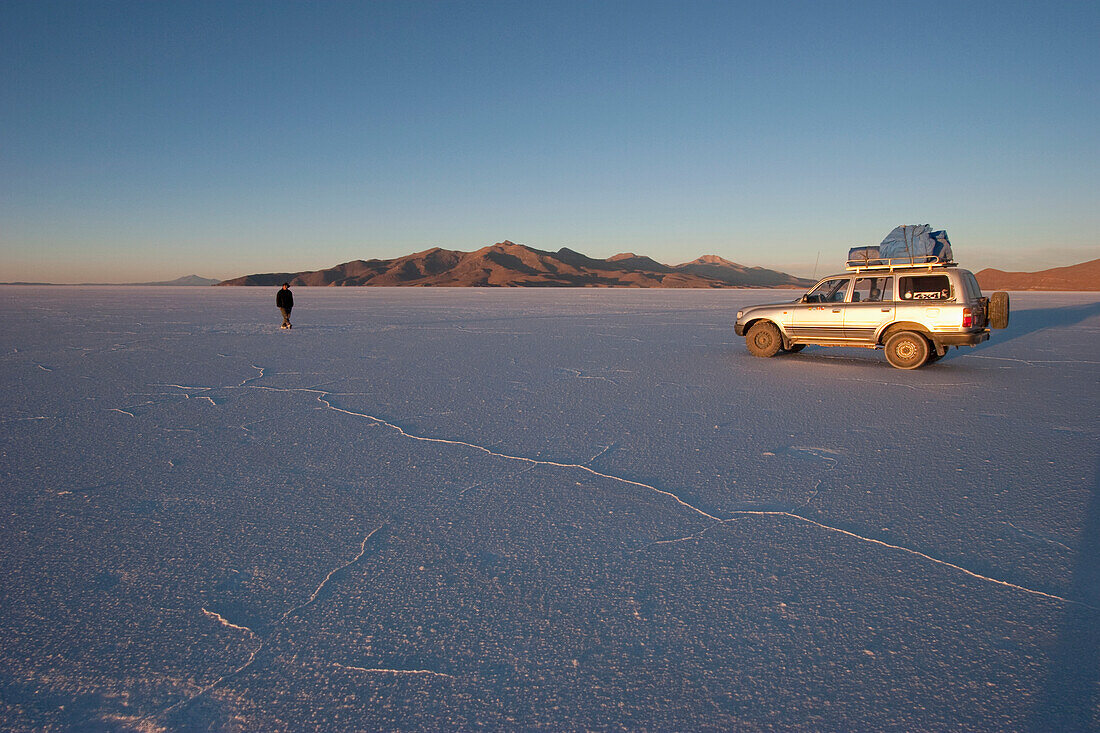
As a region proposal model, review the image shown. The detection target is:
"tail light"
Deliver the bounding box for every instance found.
[962,308,973,328]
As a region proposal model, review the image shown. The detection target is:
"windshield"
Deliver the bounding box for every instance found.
[803,278,849,304]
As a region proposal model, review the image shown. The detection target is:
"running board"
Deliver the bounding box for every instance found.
[789,340,879,349]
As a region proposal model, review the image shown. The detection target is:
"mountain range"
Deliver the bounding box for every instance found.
[218,241,814,288]
[0,274,222,286]
[5,250,1093,290]
[975,258,1100,291]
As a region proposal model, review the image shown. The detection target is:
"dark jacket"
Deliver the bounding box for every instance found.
[276,288,293,309]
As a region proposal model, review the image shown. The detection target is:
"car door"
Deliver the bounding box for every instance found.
[844,275,895,341]
[788,277,851,340]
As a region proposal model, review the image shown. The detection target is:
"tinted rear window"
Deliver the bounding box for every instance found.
[899,275,952,301]
[962,271,982,299]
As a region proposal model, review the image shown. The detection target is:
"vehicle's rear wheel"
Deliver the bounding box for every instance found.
[784,344,806,353]
[989,291,1010,329]
[884,330,930,369]
[746,322,782,357]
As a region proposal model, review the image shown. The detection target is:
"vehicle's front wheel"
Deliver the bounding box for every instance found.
[884,330,930,369]
[746,322,782,357]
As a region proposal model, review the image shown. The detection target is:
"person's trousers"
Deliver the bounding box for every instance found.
[279,307,292,327]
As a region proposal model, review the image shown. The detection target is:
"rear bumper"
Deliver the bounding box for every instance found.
[932,330,990,347]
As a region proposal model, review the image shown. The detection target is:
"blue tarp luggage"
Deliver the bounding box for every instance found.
[847,226,954,267]
[847,246,883,265]
[929,229,953,262]
[878,224,953,262]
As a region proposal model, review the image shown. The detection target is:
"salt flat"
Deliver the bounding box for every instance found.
[1,285,1098,731]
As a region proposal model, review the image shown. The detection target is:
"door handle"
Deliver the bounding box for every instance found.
[881,308,891,312]
[832,308,841,313]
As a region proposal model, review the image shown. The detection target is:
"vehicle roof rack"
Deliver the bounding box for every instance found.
[845,255,956,273]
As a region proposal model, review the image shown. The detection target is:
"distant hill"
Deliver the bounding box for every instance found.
[1,274,221,286]
[975,259,1100,291]
[674,255,813,287]
[219,242,814,289]
[129,274,221,286]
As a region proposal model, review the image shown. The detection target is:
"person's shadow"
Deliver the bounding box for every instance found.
[976,298,1100,725]
[1031,454,1100,728]
[973,301,1100,350]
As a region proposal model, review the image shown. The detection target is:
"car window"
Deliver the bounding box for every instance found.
[804,278,850,303]
[962,271,982,299]
[899,275,952,301]
[852,276,893,303]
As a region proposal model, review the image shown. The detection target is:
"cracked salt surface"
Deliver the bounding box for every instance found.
[1,286,1098,731]
[163,378,1085,609]
[143,525,386,725]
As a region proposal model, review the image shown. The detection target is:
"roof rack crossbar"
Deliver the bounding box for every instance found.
[845,255,955,272]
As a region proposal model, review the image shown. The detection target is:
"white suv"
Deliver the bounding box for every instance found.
[734,259,1010,369]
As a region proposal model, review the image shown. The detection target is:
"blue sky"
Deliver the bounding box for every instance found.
[2,0,1097,282]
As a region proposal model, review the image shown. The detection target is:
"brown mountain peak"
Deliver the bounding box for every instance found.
[682,254,743,267]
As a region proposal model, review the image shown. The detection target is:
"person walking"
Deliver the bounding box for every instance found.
[276,282,294,329]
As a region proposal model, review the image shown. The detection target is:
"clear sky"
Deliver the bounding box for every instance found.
[2,0,1098,283]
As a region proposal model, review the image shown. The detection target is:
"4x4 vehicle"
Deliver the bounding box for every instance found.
[734,256,1010,369]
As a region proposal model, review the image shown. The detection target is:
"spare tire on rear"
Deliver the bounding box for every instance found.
[989,291,1010,329]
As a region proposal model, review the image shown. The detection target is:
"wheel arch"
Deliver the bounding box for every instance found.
[743,317,792,347]
[877,321,932,345]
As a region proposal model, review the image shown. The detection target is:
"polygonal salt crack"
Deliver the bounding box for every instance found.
[143,523,386,724]
[332,662,454,679]
[156,370,1098,636]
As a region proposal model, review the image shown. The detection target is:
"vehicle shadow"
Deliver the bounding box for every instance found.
[1030,454,1100,729]
[971,301,1100,351]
